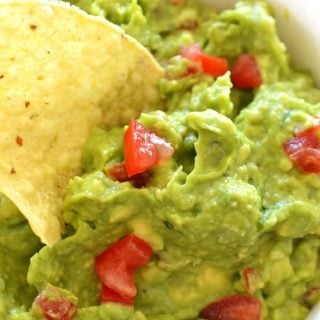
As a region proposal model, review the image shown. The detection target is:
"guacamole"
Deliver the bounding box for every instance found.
[1,0,320,319]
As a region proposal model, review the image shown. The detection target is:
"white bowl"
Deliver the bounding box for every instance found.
[203,1,320,319]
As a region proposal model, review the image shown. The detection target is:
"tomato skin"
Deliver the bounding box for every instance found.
[107,163,152,188]
[107,163,129,182]
[181,44,202,69]
[124,119,157,177]
[284,124,320,173]
[200,295,261,320]
[130,171,152,188]
[100,285,134,305]
[35,299,77,320]
[124,119,173,177]
[34,291,77,320]
[231,54,262,89]
[201,54,229,77]
[181,44,229,77]
[96,257,135,298]
[296,123,320,138]
[284,144,320,173]
[95,235,153,302]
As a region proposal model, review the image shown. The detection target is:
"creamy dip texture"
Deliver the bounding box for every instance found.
[1,1,320,319]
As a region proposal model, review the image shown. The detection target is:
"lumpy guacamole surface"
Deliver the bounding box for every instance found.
[2,0,320,319]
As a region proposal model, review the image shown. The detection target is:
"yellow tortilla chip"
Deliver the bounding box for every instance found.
[0,0,164,245]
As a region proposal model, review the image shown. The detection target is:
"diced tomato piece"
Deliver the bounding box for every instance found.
[124,119,157,177]
[130,171,152,188]
[284,143,320,173]
[200,295,261,320]
[201,55,229,78]
[97,258,135,298]
[34,288,77,320]
[101,285,134,305]
[181,44,229,77]
[106,163,152,188]
[118,235,153,268]
[35,299,77,320]
[296,123,320,138]
[181,43,202,62]
[284,124,320,173]
[95,235,153,300]
[231,54,262,89]
[124,119,174,177]
[180,45,201,76]
[107,163,129,182]
[149,132,174,160]
[285,134,319,152]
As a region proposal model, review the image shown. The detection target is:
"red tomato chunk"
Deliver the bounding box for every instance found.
[181,44,229,77]
[95,235,153,305]
[107,163,152,188]
[296,123,320,138]
[100,285,134,305]
[231,54,262,89]
[284,124,320,173]
[107,163,129,182]
[124,119,174,177]
[200,295,261,320]
[34,291,77,320]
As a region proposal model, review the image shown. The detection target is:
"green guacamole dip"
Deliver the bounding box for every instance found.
[1,0,320,319]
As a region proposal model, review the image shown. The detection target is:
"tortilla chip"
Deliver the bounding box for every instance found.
[0,0,164,245]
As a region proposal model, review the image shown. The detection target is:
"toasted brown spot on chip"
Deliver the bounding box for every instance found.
[15,135,23,146]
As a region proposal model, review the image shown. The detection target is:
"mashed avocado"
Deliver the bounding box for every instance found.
[1,0,320,319]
